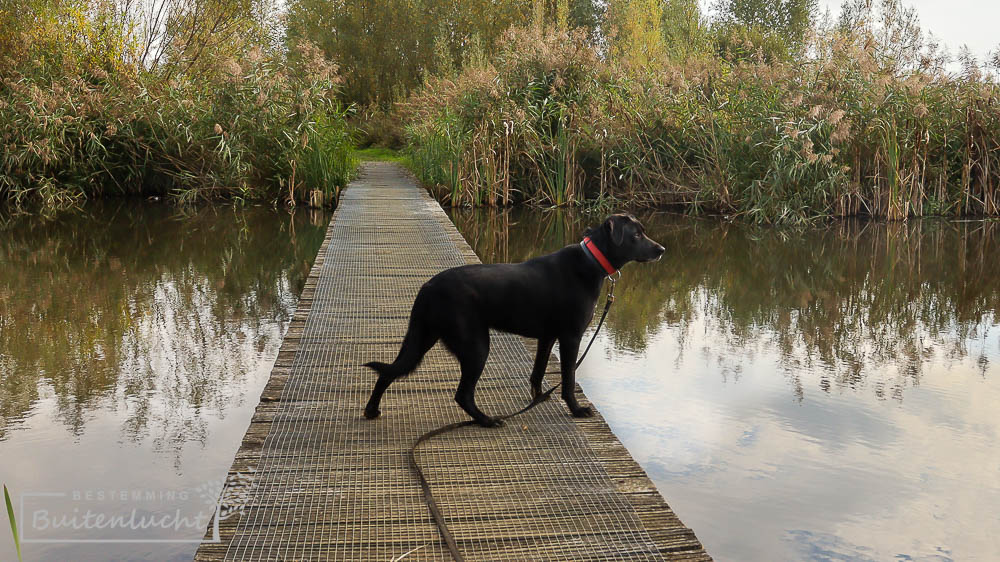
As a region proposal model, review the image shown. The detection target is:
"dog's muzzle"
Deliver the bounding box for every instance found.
[639,244,665,262]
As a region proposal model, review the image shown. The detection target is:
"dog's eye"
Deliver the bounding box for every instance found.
[633,232,641,241]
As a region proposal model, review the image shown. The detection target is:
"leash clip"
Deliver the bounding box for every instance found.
[606,270,619,303]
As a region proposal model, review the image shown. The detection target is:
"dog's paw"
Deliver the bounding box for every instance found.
[571,406,594,418]
[363,408,381,420]
[531,389,551,402]
[479,417,505,428]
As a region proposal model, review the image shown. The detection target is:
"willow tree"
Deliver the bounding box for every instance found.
[286,0,606,105]
[0,0,282,82]
[606,0,666,68]
[286,0,534,106]
[711,0,818,61]
[529,0,603,34]
[661,0,711,61]
[837,0,933,73]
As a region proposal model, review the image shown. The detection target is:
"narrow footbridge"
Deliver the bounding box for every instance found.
[195,162,710,561]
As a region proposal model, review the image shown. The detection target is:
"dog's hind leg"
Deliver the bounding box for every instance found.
[363,331,436,419]
[363,370,404,420]
[445,329,500,428]
[530,337,556,401]
[558,336,593,418]
[363,301,438,419]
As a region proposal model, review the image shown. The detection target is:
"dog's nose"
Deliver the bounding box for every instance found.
[655,244,665,257]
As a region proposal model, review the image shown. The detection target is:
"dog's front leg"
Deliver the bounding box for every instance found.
[558,336,593,418]
[530,337,556,401]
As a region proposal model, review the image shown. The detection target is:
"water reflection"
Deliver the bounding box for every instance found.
[0,202,328,560]
[451,207,1000,561]
[452,208,999,402]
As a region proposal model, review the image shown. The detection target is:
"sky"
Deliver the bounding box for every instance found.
[815,0,998,65]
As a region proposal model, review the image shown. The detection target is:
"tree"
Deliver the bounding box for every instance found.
[527,0,604,35]
[286,0,536,106]
[836,0,928,73]
[607,0,666,67]
[712,0,818,60]
[661,0,711,61]
[154,0,277,79]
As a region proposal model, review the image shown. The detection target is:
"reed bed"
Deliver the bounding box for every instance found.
[403,25,1000,222]
[0,6,356,211]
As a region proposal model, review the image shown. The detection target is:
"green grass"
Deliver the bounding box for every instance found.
[354,147,408,162]
[353,147,435,192]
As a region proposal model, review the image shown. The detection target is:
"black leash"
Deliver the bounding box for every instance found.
[409,274,618,562]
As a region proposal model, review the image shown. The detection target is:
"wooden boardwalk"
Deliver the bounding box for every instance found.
[195,162,709,561]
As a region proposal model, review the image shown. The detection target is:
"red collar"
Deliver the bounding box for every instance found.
[581,236,617,277]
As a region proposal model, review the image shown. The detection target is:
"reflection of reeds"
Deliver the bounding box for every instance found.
[454,209,1000,401]
[449,205,593,264]
[0,203,328,445]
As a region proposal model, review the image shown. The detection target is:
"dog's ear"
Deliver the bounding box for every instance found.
[604,215,625,246]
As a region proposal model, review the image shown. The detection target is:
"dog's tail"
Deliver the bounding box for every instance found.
[363,291,436,381]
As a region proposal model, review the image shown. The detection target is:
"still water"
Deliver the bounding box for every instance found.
[450,208,1000,562]
[1,200,997,561]
[0,202,329,561]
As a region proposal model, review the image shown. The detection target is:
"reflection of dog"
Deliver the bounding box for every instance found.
[364,214,665,427]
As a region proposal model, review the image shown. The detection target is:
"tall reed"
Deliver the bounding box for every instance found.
[0,7,356,211]
[402,25,1000,222]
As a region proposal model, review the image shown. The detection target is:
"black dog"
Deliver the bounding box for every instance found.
[363,213,664,427]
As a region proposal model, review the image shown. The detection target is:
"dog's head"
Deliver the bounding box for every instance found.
[587,213,664,270]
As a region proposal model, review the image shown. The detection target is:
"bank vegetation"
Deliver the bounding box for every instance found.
[0,0,355,211]
[392,0,1000,222]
